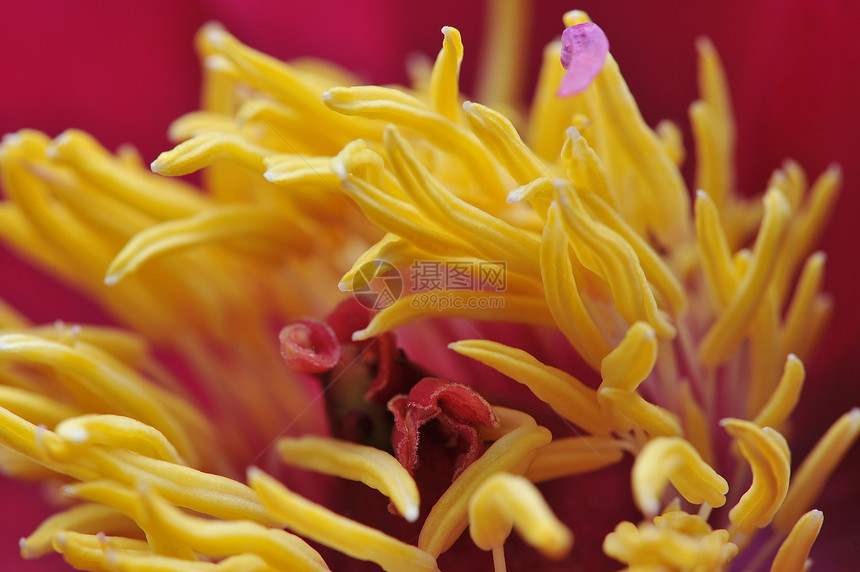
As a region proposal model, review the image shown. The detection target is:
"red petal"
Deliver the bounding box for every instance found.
[279,319,341,374]
[407,378,500,429]
[324,297,374,344]
[388,394,421,475]
[387,378,499,479]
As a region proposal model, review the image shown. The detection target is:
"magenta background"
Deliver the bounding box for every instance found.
[1,1,858,570]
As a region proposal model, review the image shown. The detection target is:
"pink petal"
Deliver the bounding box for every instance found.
[557,22,609,97]
[279,319,342,373]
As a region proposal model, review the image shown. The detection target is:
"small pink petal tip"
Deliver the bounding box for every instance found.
[557,22,609,97]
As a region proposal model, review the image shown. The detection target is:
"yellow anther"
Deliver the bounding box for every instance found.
[774,408,860,533]
[54,530,274,572]
[419,408,551,557]
[526,40,574,159]
[63,480,196,560]
[599,388,683,438]
[586,55,691,246]
[49,129,207,219]
[352,290,554,342]
[20,504,138,559]
[383,126,540,273]
[557,186,676,339]
[63,450,269,523]
[151,132,276,176]
[699,189,791,366]
[55,414,187,465]
[540,203,612,369]
[0,406,93,481]
[633,437,728,516]
[656,120,685,166]
[771,165,841,302]
[449,339,611,435]
[105,204,314,284]
[0,334,198,464]
[276,436,420,522]
[580,191,687,315]
[753,355,804,429]
[600,322,657,391]
[168,111,240,141]
[463,101,547,184]
[0,385,82,427]
[430,26,464,122]
[721,419,791,534]
[468,473,572,560]
[475,0,528,107]
[337,176,473,259]
[141,490,328,571]
[323,86,503,197]
[780,252,826,357]
[770,509,823,572]
[249,467,438,572]
[263,155,338,187]
[561,127,617,210]
[524,436,627,483]
[694,190,738,308]
[604,517,737,570]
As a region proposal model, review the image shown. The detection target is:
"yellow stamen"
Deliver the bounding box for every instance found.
[462,101,547,184]
[656,119,685,166]
[753,354,804,429]
[0,385,82,426]
[695,190,738,309]
[770,509,824,572]
[475,0,528,108]
[105,205,316,284]
[276,436,420,522]
[578,191,687,315]
[690,37,734,210]
[771,165,841,304]
[633,437,728,516]
[430,27,464,122]
[249,467,439,572]
[419,408,551,557]
[55,414,187,466]
[540,203,611,369]
[151,132,277,176]
[599,387,683,437]
[322,85,504,198]
[603,516,737,570]
[50,129,206,219]
[524,436,628,483]
[449,339,611,435]
[561,128,617,211]
[468,472,572,560]
[62,480,196,559]
[0,334,200,464]
[140,490,328,571]
[774,408,860,533]
[780,252,826,358]
[557,185,676,339]
[600,322,657,392]
[721,419,791,534]
[20,504,138,559]
[699,189,791,366]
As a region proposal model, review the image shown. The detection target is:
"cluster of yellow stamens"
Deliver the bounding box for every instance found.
[0,5,857,572]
